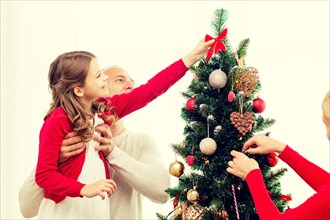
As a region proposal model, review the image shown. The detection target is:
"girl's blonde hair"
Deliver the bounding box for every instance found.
[45,51,116,141]
[322,91,330,120]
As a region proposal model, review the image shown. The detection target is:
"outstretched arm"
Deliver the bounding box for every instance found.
[246,169,330,220]
[98,39,214,122]
[243,135,330,190]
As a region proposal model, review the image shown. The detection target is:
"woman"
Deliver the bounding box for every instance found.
[227,91,330,220]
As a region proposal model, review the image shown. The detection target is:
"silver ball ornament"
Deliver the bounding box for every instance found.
[208,69,227,89]
[199,137,217,155]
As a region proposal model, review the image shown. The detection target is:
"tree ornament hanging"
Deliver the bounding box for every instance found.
[208,69,228,89]
[169,160,185,177]
[253,97,266,113]
[186,155,196,166]
[183,203,205,220]
[186,97,197,111]
[174,204,183,216]
[227,91,236,102]
[220,207,229,220]
[205,28,228,61]
[230,94,254,136]
[199,137,217,155]
[267,152,279,167]
[230,112,254,136]
[236,67,259,97]
[187,186,199,203]
[214,125,222,135]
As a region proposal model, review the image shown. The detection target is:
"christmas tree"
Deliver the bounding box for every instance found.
[157,9,291,220]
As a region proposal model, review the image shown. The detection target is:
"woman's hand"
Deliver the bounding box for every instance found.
[243,135,286,155]
[226,150,259,179]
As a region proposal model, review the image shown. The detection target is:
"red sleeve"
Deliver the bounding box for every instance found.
[279,145,330,191]
[247,170,330,220]
[99,59,188,120]
[35,109,84,200]
[246,169,281,219]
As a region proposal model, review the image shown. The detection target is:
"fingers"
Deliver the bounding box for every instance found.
[58,141,86,164]
[93,135,111,145]
[94,124,112,139]
[62,135,83,146]
[102,180,117,197]
[64,131,77,139]
[242,137,257,153]
[204,38,215,46]
[97,189,105,200]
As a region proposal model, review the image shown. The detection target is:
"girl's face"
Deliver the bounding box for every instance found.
[81,58,109,101]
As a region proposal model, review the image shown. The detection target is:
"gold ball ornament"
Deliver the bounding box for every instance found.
[208,69,228,89]
[199,137,217,155]
[187,187,199,203]
[183,204,205,220]
[174,204,183,216]
[169,160,185,177]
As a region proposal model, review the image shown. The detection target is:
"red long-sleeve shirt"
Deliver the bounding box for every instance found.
[35,59,188,203]
[246,145,330,220]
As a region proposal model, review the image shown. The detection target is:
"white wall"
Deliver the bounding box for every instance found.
[1,1,329,219]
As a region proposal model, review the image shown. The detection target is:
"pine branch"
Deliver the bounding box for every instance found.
[211,9,229,36]
[156,213,169,220]
[236,38,250,59]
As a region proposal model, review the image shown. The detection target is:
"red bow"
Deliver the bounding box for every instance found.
[205,28,228,61]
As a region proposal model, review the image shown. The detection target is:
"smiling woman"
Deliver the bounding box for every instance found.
[1,1,329,219]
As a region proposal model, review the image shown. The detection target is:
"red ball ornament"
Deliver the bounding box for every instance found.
[186,155,195,166]
[228,91,236,102]
[253,97,266,113]
[186,97,196,111]
[267,152,279,167]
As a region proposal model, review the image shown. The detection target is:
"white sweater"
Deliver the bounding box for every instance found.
[19,129,170,219]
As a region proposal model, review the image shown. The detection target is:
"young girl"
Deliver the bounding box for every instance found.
[35,39,214,219]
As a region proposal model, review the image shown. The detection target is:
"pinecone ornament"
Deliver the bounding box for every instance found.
[230,112,254,136]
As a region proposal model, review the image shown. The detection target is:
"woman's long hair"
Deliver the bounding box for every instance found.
[45,51,115,141]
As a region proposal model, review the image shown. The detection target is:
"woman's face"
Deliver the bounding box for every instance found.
[322,114,330,141]
[82,58,109,101]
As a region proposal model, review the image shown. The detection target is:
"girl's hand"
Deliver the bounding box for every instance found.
[226,150,259,179]
[182,38,215,68]
[243,134,286,155]
[80,179,117,199]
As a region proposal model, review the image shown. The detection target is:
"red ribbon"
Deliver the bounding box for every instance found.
[205,28,228,61]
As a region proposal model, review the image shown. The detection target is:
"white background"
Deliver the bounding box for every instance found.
[1,1,329,219]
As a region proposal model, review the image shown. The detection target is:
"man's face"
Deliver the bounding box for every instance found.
[104,66,135,96]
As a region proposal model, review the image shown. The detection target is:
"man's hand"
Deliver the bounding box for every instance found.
[58,132,85,164]
[93,124,114,157]
[58,124,114,164]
